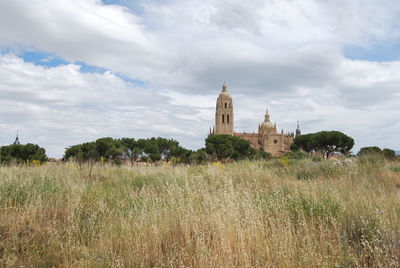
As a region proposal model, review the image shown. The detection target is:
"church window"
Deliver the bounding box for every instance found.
[227,114,230,123]
[222,114,225,123]
[273,139,278,144]
[225,103,227,109]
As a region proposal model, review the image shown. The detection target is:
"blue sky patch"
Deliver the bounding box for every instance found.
[343,41,400,62]
[75,61,108,74]
[16,50,147,87]
[114,72,147,87]
[101,0,144,14]
[19,51,69,67]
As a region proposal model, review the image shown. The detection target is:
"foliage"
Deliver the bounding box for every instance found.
[358,146,397,161]
[285,150,310,160]
[64,137,192,164]
[293,131,354,158]
[358,146,382,156]
[0,143,47,164]
[205,134,269,161]
[382,148,396,161]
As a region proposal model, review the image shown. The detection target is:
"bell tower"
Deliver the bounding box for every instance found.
[214,82,234,135]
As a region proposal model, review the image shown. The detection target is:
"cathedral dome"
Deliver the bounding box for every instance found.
[261,109,276,131]
[261,121,274,129]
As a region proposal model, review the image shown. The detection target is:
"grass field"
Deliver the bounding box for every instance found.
[1,157,400,267]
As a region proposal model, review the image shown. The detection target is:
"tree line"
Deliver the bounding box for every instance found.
[64,135,270,164]
[0,130,397,165]
[64,137,199,164]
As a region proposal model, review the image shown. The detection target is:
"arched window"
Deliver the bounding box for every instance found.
[227,114,230,123]
[225,103,227,109]
[222,114,225,123]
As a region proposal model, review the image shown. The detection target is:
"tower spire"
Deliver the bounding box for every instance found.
[13,130,20,145]
[264,108,270,122]
[296,121,301,137]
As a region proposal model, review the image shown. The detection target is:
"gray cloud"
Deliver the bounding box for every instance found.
[0,0,399,155]
[0,55,211,156]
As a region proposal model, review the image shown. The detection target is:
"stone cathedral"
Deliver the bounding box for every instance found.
[210,82,300,156]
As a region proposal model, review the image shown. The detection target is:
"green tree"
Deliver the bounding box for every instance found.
[382,148,396,161]
[357,146,382,156]
[292,133,316,153]
[120,138,141,162]
[205,134,263,161]
[188,148,209,164]
[95,138,123,161]
[144,139,161,162]
[64,142,97,163]
[293,131,354,158]
[64,137,194,164]
[0,143,47,164]
[358,147,397,161]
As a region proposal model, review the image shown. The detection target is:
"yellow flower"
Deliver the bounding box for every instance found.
[31,160,41,167]
[212,161,224,169]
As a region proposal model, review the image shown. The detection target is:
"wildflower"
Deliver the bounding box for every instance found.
[212,161,224,169]
[379,210,385,215]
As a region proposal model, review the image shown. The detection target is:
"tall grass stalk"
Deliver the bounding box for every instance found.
[0,159,399,267]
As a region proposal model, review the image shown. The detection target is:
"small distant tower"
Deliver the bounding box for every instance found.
[214,82,234,135]
[13,131,20,145]
[295,121,301,137]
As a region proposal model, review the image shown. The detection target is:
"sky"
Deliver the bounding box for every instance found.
[0,0,399,157]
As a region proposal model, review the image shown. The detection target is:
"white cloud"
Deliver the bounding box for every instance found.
[0,54,212,156]
[0,0,399,155]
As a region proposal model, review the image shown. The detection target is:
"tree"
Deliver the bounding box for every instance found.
[95,138,123,161]
[205,134,264,161]
[314,131,354,158]
[292,133,316,153]
[188,148,209,164]
[0,143,47,164]
[64,142,98,163]
[358,146,397,161]
[382,148,396,161]
[358,146,382,156]
[120,138,139,162]
[293,131,354,158]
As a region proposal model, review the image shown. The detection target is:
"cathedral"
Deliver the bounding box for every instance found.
[210,82,301,156]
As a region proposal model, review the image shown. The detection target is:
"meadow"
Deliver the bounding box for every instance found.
[0,157,399,267]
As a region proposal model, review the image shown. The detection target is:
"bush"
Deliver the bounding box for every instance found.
[286,151,310,160]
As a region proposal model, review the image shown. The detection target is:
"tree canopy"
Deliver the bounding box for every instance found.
[205,134,271,161]
[292,131,354,158]
[358,146,396,160]
[64,137,193,164]
[0,143,47,164]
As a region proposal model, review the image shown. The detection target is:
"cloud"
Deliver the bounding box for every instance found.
[0,54,212,157]
[0,0,399,156]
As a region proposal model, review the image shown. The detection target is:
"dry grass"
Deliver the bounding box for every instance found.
[1,157,400,267]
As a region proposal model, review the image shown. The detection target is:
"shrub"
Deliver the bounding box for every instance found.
[286,151,310,160]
